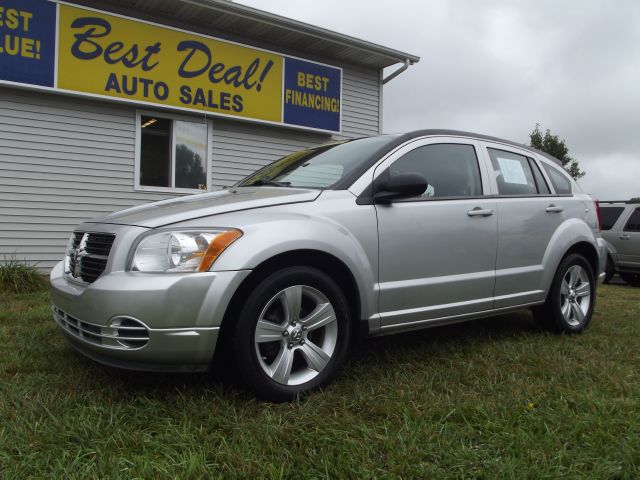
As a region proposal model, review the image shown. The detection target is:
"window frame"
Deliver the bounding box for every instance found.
[480,141,574,198]
[134,110,213,194]
[486,147,540,197]
[370,138,490,203]
[623,207,640,232]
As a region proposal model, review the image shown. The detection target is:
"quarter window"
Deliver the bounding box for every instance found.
[600,206,625,230]
[624,208,640,232]
[136,112,210,192]
[541,162,572,195]
[388,144,482,198]
[488,148,537,195]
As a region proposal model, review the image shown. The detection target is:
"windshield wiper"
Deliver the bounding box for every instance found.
[251,178,291,187]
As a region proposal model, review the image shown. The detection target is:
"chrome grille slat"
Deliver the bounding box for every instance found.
[52,306,149,349]
[65,232,115,284]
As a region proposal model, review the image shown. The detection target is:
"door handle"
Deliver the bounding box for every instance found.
[620,234,631,240]
[545,204,564,213]
[467,207,494,217]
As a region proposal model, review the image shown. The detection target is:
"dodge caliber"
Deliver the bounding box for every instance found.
[51,130,607,401]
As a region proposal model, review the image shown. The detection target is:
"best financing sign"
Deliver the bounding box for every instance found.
[0,0,342,133]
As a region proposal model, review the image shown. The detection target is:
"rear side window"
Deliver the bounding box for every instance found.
[389,143,482,198]
[624,208,640,232]
[600,206,625,230]
[542,163,573,194]
[488,148,537,195]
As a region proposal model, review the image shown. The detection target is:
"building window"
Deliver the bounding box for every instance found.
[135,112,211,192]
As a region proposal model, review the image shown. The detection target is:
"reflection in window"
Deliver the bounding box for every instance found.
[389,144,482,198]
[174,122,207,189]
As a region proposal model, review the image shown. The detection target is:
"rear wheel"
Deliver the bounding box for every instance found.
[534,253,595,333]
[232,266,351,402]
[620,271,640,287]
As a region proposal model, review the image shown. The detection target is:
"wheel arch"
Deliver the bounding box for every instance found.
[217,249,365,347]
[563,241,600,279]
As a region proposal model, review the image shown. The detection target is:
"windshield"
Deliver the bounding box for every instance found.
[238,135,399,189]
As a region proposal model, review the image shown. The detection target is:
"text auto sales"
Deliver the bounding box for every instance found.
[69,17,276,112]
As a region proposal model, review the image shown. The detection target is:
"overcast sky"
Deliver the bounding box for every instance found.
[240,0,639,200]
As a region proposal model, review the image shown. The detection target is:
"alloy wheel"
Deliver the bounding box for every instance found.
[560,265,591,326]
[254,285,338,386]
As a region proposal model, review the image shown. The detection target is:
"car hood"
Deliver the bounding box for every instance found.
[90,187,322,228]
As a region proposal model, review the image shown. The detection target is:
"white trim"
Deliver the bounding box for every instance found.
[134,109,213,194]
[53,1,60,88]
[34,0,343,135]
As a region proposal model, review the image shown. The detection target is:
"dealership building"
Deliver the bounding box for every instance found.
[0,0,418,271]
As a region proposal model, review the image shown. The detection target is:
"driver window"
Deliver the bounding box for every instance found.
[389,143,483,198]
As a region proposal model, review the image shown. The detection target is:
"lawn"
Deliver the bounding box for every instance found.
[1,284,639,479]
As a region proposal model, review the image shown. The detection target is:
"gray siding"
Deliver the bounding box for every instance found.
[0,65,380,271]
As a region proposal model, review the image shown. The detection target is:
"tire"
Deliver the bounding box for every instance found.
[620,271,640,287]
[231,266,351,402]
[603,257,614,284]
[534,253,595,333]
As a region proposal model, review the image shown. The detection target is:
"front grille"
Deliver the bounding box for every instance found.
[53,306,150,349]
[65,232,115,283]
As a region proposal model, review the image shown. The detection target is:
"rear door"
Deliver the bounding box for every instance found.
[481,143,570,308]
[374,137,497,329]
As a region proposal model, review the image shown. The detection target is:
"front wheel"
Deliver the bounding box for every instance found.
[232,266,351,402]
[534,253,595,333]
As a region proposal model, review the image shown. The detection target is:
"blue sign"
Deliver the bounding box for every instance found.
[0,0,56,87]
[283,57,341,132]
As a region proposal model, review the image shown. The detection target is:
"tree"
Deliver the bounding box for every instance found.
[529,124,585,179]
[175,144,207,189]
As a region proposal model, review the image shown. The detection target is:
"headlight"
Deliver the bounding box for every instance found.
[130,229,242,273]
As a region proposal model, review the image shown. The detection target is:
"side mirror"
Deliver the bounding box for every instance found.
[373,172,428,203]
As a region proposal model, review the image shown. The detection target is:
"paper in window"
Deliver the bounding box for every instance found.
[496,157,528,185]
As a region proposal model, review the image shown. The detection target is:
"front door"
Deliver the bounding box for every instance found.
[618,207,640,269]
[374,139,497,330]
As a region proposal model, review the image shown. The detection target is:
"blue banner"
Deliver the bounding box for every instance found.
[0,0,56,87]
[283,57,341,132]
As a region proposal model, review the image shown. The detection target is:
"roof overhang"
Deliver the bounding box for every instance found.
[74,0,419,70]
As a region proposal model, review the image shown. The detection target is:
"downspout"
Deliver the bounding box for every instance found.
[382,58,412,84]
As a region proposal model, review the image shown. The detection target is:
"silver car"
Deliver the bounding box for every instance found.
[600,200,640,285]
[50,130,606,401]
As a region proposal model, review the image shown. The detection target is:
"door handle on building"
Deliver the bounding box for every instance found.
[467,207,494,217]
[545,204,564,213]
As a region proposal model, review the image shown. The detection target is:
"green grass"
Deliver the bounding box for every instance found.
[1,285,639,479]
[0,257,46,294]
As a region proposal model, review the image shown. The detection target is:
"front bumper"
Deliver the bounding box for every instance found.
[50,261,251,371]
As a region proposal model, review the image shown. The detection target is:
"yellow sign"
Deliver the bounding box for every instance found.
[57,5,283,122]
